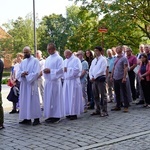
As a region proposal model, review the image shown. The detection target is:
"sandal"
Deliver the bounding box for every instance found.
[100,113,109,117]
[143,104,148,107]
[90,112,100,116]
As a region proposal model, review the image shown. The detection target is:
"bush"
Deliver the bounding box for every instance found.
[1,78,8,84]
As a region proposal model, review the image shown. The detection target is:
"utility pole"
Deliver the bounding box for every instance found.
[33,0,37,56]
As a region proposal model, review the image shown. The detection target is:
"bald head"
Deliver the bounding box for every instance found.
[23,46,31,59]
[64,50,72,59]
[23,46,31,52]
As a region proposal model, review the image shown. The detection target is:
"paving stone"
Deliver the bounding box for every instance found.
[2,99,150,150]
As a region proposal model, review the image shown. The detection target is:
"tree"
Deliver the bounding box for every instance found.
[37,14,68,56]
[75,0,150,51]
[3,13,35,56]
[65,5,100,51]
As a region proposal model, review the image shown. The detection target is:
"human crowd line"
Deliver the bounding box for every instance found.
[0,43,150,129]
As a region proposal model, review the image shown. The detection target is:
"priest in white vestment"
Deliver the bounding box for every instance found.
[17,46,42,126]
[63,50,83,120]
[43,43,65,123]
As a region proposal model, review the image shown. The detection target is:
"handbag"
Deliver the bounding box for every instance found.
[96,75,106,82]
[7,79,13,87]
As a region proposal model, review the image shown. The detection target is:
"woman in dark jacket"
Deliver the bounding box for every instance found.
[138,54,150,107]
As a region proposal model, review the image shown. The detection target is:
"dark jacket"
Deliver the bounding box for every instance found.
[0,59,4,92]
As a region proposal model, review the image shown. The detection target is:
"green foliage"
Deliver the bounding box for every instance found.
[2,1,150,57]
[1,78,8,84]
[37,14,69,56]
[75,0,150,52]
[65,5,100,51]
[3,13,35,56]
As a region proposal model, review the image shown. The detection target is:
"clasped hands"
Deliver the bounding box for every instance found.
[21,71,28,77]
[43,68,50,74]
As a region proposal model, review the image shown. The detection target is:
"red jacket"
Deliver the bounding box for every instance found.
[138,62,150,81]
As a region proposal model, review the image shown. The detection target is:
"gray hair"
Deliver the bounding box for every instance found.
[36,50,42,55]
[64,49,72,54]
[106,49,112,54]
[77,50,84,56]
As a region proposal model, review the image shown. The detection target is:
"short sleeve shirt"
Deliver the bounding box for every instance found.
[113,56,128,80]
[80,60,89,83]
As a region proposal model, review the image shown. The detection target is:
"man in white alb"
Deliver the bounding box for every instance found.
[63,50,83,120]
[44,43,65,123]
[17,46,41,126]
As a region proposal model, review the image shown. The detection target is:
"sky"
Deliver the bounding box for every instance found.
[0,0,75,26]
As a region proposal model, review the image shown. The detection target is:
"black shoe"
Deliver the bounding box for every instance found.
[33,118,40,126]
[66,115,71,119]
[87,106,94,110]
[69,115,77,120]
[136,100,144,105]
[19,119,31,125]
[51,118,60,123]
[45,118,53,123]
[9,110,17,114]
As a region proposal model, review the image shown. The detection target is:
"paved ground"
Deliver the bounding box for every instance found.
[1,85,150,150]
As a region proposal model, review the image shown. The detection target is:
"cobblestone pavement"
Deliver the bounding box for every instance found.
[1,85,150,150]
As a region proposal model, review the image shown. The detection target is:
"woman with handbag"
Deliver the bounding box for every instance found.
[7,53,24,114]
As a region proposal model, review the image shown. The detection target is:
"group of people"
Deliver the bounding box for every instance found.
[0,42,150,128]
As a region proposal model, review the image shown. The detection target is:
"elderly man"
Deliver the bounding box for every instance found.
[0,58,4,129]
[77,50,89,112]
[111,46,129,112]
[36,50,45,110]
[89,46,108,117]
[43,43,65,123]
[17,46,41,126]
[107,49,116,102]
[63,50,83,120]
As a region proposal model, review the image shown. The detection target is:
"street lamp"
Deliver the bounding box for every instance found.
[98,27,108,49]
[33,0,37,56]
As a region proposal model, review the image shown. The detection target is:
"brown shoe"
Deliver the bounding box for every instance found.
[123,108,128,113]
[111,107,121,111]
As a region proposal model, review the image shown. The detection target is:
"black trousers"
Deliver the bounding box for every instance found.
[141,80,150,105]
[128,70,136,100]
[87,76,94,107]
[114,79,129,108]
